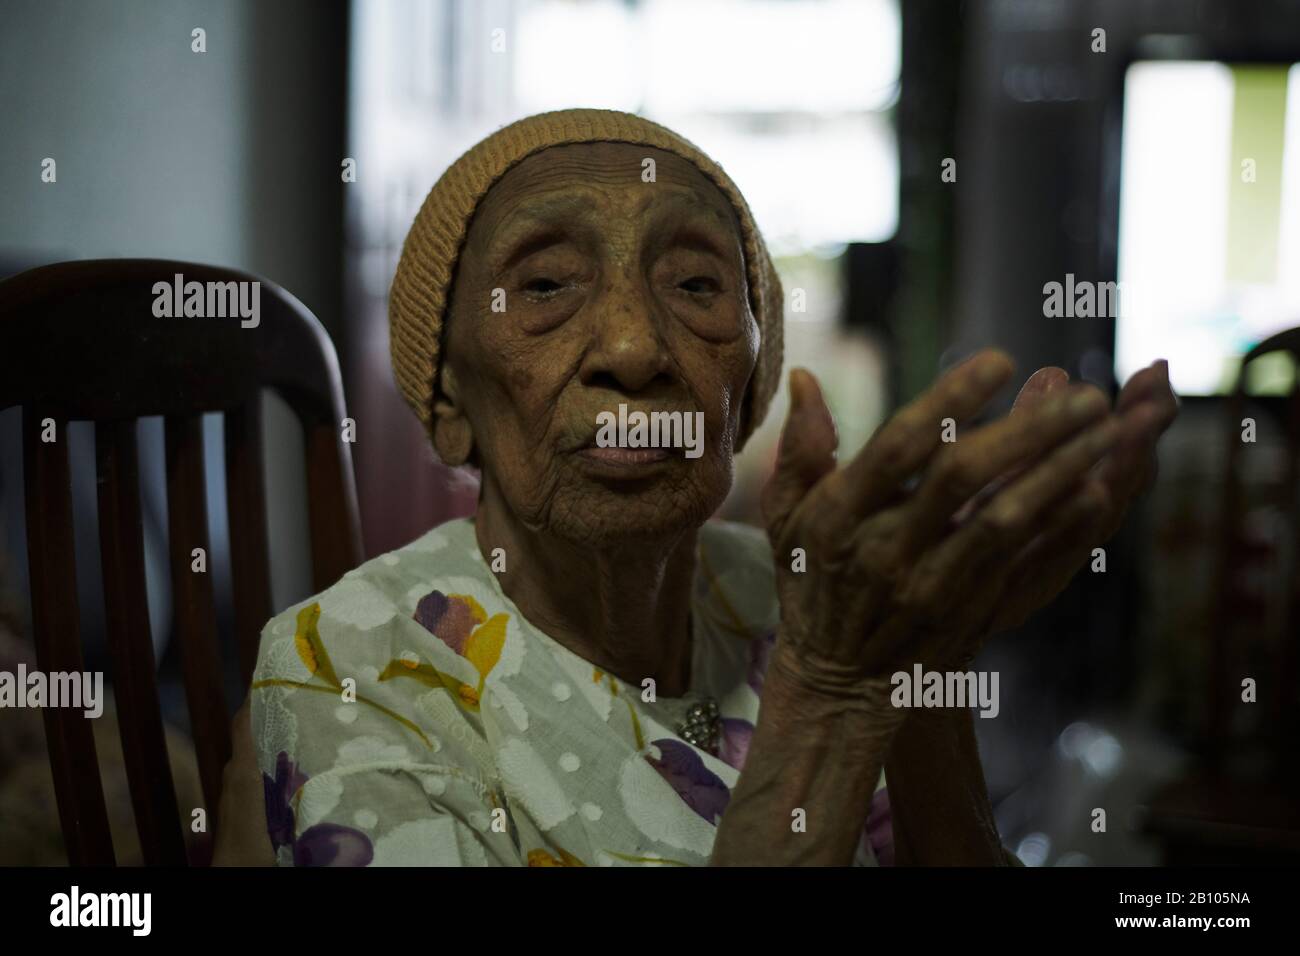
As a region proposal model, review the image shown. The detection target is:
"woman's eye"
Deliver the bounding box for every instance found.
[523,277,564,296]
[678,276,720,295]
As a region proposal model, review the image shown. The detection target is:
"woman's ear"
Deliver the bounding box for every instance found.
[432,363,475,465]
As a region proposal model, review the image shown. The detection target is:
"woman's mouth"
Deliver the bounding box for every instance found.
[577,446,672,467]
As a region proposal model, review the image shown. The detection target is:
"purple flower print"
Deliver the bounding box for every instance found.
[646,738,731,825]
[746,630,777,693]
[293,823,375,867]
[864,787,894,866]
[414,590,476,654]
[263,751,309,852]
[718,717,754,771]
[262,750,375,866]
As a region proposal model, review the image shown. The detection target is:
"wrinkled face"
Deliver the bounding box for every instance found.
[434,142,760,545]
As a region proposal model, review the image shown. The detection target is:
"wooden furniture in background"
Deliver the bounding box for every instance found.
[1143,325,1300,863]
[0,259,362,865]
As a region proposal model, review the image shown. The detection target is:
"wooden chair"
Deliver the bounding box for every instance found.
[1208,326,1300,761]
[0,259,363,865]
[1142,325,1300,863]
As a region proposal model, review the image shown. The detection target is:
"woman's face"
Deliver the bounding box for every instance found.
[435,141,760,545]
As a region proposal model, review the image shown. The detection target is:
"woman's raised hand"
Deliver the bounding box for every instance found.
[759,349,1126,688]
[715,351,1175,864]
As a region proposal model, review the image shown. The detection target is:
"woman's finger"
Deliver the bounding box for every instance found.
[831,349,1015,519]
[761,367,839,542]
[1022,474,1114,549]
[1011,366,1070,414]
[985,477,1114,633]
[1099,399,1173,502]
[896,385,1109,555]
[1105,360,1178,495]
[976,417,1119,544]
[927,417,1119,576]
[950,366,1072,524]
[1116,359,1171,413]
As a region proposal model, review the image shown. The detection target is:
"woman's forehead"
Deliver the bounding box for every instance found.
[473,141,738,232]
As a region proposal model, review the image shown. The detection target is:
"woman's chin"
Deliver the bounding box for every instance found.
[541,481,725,546]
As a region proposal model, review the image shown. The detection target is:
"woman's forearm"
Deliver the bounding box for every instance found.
[711,638,904,866]
[884,704,1008,865]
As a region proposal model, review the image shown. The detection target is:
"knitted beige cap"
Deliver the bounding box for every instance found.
[389,108,784,453]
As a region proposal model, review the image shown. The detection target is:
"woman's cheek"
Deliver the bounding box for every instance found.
[511,296,583,335]
[668,295,750,343]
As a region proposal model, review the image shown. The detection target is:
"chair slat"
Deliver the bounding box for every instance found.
[22,409,116,865]
[164,414,230,813]
[2,259,367,866]
[305,420,364,592]
[224,399,272,687]
[94,418,188,865]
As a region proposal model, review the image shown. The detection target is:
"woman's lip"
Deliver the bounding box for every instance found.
[577,446,673,468]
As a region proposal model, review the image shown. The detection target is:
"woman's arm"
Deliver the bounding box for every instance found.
[717,354,1127,866]
[712,639,902,866]
[881,362,1179,866]
[212,696,276,866]
[884,706,1008,866]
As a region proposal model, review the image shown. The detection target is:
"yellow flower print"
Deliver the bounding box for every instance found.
[387,589,511,711]
[254,602,432,748]
[527,846,585,867]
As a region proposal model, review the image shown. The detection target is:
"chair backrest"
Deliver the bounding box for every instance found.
[1209,325,1300,765]
[0,258,363,865]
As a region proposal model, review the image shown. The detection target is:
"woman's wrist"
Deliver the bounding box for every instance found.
[762,633,908,754]
[768,629,896,700]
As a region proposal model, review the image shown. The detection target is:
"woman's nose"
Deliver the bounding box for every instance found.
[579,279,674,395]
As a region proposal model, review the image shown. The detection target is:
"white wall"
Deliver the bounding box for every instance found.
[0,0,347,694]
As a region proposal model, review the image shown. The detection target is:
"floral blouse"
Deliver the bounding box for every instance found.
[251,516,892,866]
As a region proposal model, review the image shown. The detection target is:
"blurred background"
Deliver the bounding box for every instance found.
[1,0,1298,865]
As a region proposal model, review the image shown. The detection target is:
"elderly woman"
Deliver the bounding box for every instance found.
[240,108,1176,867]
